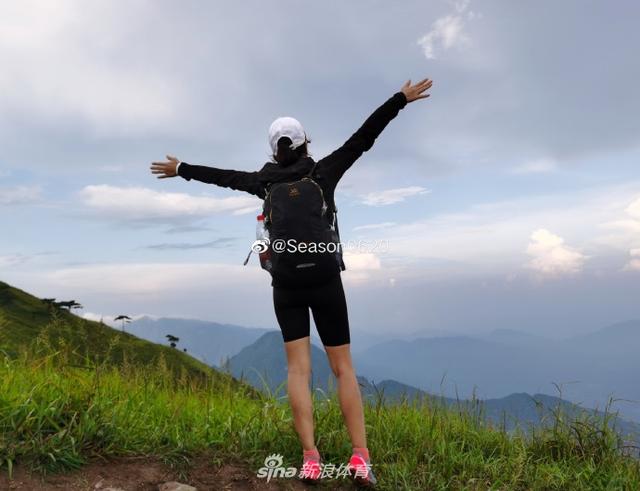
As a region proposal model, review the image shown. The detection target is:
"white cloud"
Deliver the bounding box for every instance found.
[525,229,587,276]
[0,185,42,204]
[342,251,382,284]
[417,1,476,59]
[360,186,430,206]
[40,262,265,296]
[602,218,640,241]
[78,185,260,221]
[627,197,640,220]
[510,158,558,175]
[347,183,639,281]
[343,252,381,271]
[353,222,397,231]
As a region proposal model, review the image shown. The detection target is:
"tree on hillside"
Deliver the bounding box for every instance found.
[114,315,132,332]
[53,300,81,311]
[40,298,59,319]
[166,334,180,349]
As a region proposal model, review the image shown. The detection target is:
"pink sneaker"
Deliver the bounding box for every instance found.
[348,452,378,487]
[299,453,322,483]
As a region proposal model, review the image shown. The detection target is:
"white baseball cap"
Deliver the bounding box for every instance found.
[268,116,307,155]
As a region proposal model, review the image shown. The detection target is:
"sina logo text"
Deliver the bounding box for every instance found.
[256,454,297,482]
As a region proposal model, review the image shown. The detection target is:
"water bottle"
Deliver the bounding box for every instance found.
[256,214,272,271]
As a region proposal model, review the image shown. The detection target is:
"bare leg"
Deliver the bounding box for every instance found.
[324,343,366,449]
[284,336,317,452]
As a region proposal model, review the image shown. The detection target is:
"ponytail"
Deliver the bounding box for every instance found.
[273,136,311,167]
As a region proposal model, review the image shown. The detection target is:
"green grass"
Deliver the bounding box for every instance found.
[1,280,639,489]
[0,280,248,389]
[1,346,639,490]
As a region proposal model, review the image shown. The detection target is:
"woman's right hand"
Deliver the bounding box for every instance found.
[400,78,433,103]
[150,154,180,178]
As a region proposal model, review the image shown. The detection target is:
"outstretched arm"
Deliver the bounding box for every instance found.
[318,78,432,186]
[150,155,265,198]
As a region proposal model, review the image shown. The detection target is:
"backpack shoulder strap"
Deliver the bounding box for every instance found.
[306,161,319,178]
[332,206,340,234]
[262,183,271,200]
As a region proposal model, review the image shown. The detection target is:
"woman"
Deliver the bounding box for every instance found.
[150,77,432,487]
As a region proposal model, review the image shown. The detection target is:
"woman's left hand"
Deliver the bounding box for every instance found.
[150,155,180,178]
[400,78,433,103]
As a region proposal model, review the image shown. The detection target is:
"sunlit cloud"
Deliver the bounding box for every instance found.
[78,184,260,221]
[342,251,382,284]
[525,229,587,276]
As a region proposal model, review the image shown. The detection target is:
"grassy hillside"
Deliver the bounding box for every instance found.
[0,280,253,393]
[1,280,639,489]
[1,351,639,490]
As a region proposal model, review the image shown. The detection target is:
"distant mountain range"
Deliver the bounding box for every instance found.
[125,315,640,424]
[127,316,396,364]
[225,331,639,445]
[353,320,640,423]
[127,316,272,366]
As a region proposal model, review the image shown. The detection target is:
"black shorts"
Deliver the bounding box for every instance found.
[272,273,350,347]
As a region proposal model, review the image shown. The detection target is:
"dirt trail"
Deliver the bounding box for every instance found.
[0,455,357,491]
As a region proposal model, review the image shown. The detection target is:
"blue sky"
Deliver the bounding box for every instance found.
[1,0,639,338]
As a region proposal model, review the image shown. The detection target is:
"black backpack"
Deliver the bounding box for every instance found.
[261,162,345,287]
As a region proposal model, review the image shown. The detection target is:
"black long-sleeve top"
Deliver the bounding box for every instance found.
[176,91,409,214]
